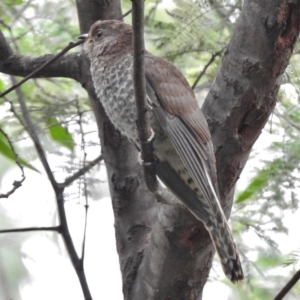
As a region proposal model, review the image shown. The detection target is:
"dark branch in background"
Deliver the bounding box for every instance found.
[274,269,300,300]
[0,226,60,234]
[132,0,158,193]
[0,40,84,99]
[192,48,224,90]
[7,69,93,299]
[0,128,25,198]
[77,101,89,265]
[122,8,132,18]
[11,76,57,188]
[0,19,10,30]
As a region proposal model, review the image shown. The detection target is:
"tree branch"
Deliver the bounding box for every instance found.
[274,269,300,300]
[0,30,82,81]
[60,155,103,188]
[202,0,300,214]
[0,40,84,99]
[122,9,132,19]
[0,226,60,234]
[77,101,89,265]
[132,0,158,193]
[192,48,224,89]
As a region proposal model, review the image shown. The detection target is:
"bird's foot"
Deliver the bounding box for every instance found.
[135,127,155,145]
[137,152,159,166]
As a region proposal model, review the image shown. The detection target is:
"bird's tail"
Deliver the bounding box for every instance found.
[206,220,244,283]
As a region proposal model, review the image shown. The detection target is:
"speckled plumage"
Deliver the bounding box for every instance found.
[91,53,137,140]
[83,20,244,283]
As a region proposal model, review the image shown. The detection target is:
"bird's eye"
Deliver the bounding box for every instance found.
[96,30,103,37]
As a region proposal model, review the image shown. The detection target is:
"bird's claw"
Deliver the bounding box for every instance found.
[135,128,155,145]
[137,152,159,166]
[145,128,155,143]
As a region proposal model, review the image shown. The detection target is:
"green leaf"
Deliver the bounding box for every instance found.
[236,172,269,204]
[236,159,283,204]
[0,79,5,92]
[47,118,74,151]
[0,131,39,172]
[4,0,23,5]
[0,80,5,105]
[256,254,281,269]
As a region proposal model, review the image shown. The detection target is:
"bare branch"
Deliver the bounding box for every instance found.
[0,226,60,234]
[0,19,10,30]
[77,101,89,265]
[192,48,224,90]
[0,40,84,99]
[275,110,300,132]
[0,127,25,198]
[0,31,82,81]
[132,0,158,193]
[274,269,300,300]
[11,76,57,188]
[60,155,103,188]
[122,9,132,18]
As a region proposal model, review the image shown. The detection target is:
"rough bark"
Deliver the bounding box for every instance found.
[203,0,300,214]
[0,1,299,300]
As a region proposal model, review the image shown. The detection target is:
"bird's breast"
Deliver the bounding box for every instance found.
[91,54,140,141]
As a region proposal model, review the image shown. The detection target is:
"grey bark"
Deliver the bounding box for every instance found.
[0,0,299,300]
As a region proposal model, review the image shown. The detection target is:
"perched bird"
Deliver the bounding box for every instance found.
[80,20,243,282]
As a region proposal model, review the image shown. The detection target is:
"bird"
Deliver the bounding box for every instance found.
[80,20,244,283]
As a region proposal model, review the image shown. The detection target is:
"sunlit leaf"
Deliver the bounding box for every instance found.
[47,118,74,151]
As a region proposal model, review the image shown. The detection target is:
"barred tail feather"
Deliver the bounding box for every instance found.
[206,222,244,283]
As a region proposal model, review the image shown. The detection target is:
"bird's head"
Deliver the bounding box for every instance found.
[79,20,133,59]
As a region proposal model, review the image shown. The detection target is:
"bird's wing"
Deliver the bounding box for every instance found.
[145,54,222,219]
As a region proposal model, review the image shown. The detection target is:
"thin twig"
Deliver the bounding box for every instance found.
[11,75,57,188]
[0,19,10,30]
[0,226,60,234]
[0,127,25,198]
[275,110,300,132]
[0,40,84,99]
[61,155,103,188]
[77,100,89,265]
[132,0,158,193]
[122,8,132,18]
[192,48,224,90]
[274,269,300,300]
[144,0,160,24]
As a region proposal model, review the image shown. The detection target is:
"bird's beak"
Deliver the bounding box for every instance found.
[78,33,89,40]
